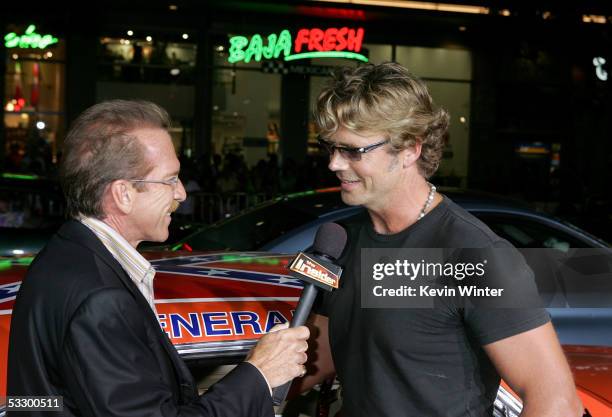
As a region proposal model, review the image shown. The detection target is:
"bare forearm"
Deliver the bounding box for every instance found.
[520,394,583,417]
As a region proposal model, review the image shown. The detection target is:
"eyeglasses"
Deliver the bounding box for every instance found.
[128,176,180,189]
[318,137,389,162]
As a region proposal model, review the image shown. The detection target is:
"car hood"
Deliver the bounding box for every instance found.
[3,252,612,408]
[141,251,302,354]
[0,251,302,398]
[1,250,302,345]
[565,345,612,410]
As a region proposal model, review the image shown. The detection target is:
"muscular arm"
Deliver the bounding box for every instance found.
[483,322,583,417]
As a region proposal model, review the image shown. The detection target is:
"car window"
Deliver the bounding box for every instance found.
[183,191,346,251]
[182,202,316,251]
[474,213,589,252]
[476,212,612,307]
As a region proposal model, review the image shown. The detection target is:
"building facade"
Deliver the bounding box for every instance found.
[2,1,611,223]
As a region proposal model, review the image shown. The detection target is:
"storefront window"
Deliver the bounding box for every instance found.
[98,36,196,85]
[396,46,472,80]
[211,68,281,167]
[362,43,392,64]
[211,37,283,167]
[3,23,65,175]
[96,32,197,156]
[397,46,472,186]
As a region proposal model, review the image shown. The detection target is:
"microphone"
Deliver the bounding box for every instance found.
[271,222,347,406]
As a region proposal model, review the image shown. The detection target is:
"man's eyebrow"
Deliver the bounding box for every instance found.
[328,139,359,148]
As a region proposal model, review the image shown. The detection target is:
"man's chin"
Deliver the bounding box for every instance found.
[158,231,170,243]
[340,190,362,206]
[140,231,170,246]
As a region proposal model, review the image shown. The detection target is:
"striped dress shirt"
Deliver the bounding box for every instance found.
[79,216,157,315]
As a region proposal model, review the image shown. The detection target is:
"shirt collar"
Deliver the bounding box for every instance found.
[79,216,153,283]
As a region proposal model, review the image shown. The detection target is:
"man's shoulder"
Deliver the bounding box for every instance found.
[23,220,126,304]
[439,197,506,247]
[31,222,106,277]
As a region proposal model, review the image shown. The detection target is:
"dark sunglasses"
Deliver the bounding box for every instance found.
[317,137,390,162]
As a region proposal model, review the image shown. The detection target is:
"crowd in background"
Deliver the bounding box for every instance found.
[0,149,339,228]
[184,152,337,197]
[2,142,339,196]
[2,144,612,243]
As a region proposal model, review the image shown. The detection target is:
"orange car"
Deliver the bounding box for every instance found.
[496,346,612,416]
[2,251,612,416]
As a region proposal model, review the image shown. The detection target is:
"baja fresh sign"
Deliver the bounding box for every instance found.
[228,27,367,64]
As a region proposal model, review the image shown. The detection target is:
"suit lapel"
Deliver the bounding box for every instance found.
[57,220,197,402]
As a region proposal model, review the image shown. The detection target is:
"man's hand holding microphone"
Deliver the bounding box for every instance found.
[245,223,346,401]
[246,323,310,389]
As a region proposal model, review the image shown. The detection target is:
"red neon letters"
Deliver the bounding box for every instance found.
[294,27,364,53]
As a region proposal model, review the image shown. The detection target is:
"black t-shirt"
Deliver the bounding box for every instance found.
[317,195,550,417]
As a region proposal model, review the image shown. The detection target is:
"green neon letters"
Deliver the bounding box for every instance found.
[228,30,292,63]
[4,25,59,49]
[227,27,368,64]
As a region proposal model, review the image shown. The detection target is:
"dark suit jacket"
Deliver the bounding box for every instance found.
[7,220,273,417]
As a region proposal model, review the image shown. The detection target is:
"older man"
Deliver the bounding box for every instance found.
[8,100,309,417]
[305,63,583,417]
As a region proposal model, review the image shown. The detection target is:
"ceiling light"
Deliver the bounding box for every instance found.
[582,14,606,24]
[309,0,489,14]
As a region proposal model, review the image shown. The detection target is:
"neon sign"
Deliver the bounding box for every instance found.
[593,57,608,81]
[4,25,59,49]
[228,27,367,64]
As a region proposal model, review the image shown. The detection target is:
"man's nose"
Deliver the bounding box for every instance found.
[175,179,187,202]
[328,149,348,172]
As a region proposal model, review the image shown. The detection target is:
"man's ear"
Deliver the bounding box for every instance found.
[402,140,423,168]
[108,180,134,215]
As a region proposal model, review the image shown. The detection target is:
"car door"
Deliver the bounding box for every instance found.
[474,211,612,347]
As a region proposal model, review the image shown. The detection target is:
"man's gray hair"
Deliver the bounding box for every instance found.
[59,100,171,218]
